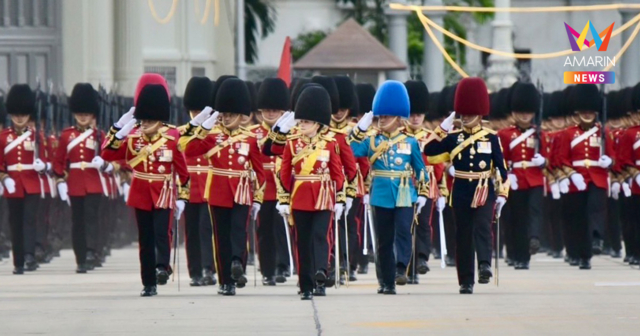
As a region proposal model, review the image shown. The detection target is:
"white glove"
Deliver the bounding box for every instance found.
[415,196,427,214]
[611,182,621,200]
[272,111,292,131]
[276,202,290,216]
[559,178,570,194]
[508,173,518,190]
[103,163,114,174]
[550,183,561,200]
[623,182,632,197]
[635,174,640,188]
[201,111,220,130]
[115,119,137,139]
[448,165,455,177]
[495,196,507,217]
[91,156,105,170]
[436,196,446,211]
[3,177,16,194]
[278,113,297,134]
[190,106,213,126]
[334,203,345,219]
[57,182,69,202]
[532,153,546,167]
[440,112,456,132]
[570,173,587,191]
[363,194,370,205]
[115,107,135,128]
[175,200,186,219]
[46,162,52,173]
[123,183,131,202]
[356,111,374,132]
[346,197,354,214]
[251,202,261,219]
[33,159,46,172]
[598,155,612,169]
[0,182,3,196]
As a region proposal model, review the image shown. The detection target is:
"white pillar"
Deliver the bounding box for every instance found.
[422,0,446,91]
[87,0,114,87]
[114,0,143,95]
[620,9,640,88]
[486,0,518,91]
[386,2,409,81]
[236,0,246,79]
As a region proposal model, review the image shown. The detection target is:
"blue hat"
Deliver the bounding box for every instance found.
[372,80,410,118]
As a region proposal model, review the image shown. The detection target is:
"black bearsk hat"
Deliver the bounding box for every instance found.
[257,78,290,111]
[5,84,35,116]
[404,80,429,114]
[311,76,339,114]
[571,84,601,113]
[69,83,100,115]
[509,82,540,113]
[183,76,213,111]
[135,84,171,122]
[333,75,355,110]
[355,83,376,115]
[294,85,331,126]
[214,78,251,116]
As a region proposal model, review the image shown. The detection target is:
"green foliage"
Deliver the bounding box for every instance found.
[245,0,277,64]
[291,30,329,61]
[336,0,387,43]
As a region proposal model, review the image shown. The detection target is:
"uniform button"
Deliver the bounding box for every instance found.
[469,155,474,159]
[228,162,232,165]
[80,155,84,159]
[197,158,201,163]
[197,164,201,167]
[80,144,84,148]
[228,155,232,159]
[470,163,474,167]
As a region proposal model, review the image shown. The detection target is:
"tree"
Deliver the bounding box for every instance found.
[245,0,277,64]
[292,30,329,62]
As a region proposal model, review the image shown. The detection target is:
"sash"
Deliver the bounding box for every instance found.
[67,129,94,153]
[633,138,640,150]
[509,128,536,150]
[4,131,32,154]
[450,130,489,160]
[292,139,327,166]
[369,134,407,164]
[570,126,598,148]
[204,134,248,159]
[127,137,169,169]
[299,141,328,175]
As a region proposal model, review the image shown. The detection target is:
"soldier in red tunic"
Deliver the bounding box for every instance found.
[555,84,615,270]
[182,78,266,296]
[53,83,111,273]
[0,84,48,274]
[102,76,190,297]
[497,82,547,270]
[251,78,291,285]
[179,76,217,287]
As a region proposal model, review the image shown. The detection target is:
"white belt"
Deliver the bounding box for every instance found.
[69,162,97,170]
[572,160,599,167]
[7,164,34,171]
[512,161,533,169]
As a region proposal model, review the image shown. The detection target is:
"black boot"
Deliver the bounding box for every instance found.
[190,276,204,287]
[445,255,456,267]
[13,267,24,275]
[76,264,88,274]
[383,285,396,295]
[459,284,473,294]
[313,284,326,296]
[478,263,492,284]
[592,239,603,255]
[300,291,313,300]
[275,267,287,283]
[417,258,430,274]
[156,268,169,285]
[357,263,368,274]
[202,269,217,286]
[140,286,157,297]
[25,254,38,271]
[407,274,419,285]
[85,251,96,271]
[222,284,236,296]
[395,268,408,286]
[231,260,247,287]
[529,238,540,255]
[262,276,276,286]
[579,259,591,270]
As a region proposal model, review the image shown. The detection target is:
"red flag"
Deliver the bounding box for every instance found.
[277,37,292,87]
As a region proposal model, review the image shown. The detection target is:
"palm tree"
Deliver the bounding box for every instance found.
[245,0,277,64]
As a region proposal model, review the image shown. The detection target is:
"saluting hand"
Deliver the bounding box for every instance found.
[190,106,213,127]
[356,111,374,132]
[439,112,456,132]
[201,111,220,130]
[115,107,135,128]
[115,119,137,139]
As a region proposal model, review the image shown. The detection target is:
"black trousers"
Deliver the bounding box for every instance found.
[356,202,371,267]
[563,184,607,260]
[509,187,543,263]
[544,197,564,253]
[184,202,214,278]
[443,205,456,258]
[605,198,622,252]
[453,197,495,285]
[135,208,171,286]
[274,206,291,271]
[257,201,287,277]
[502,198,514,260]
[374,206,413,287]
[292,210,331,292]
[36,195,51,251]
[211,204,250,285]
[7,194,39,267]
[338,197,362,271]
[70,194,101,265]
[629,195,640,258]
[408,199,434,275]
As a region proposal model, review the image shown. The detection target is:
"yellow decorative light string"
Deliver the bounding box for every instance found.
[148,0,179,24]
[418,10,469,78]
[390,3,640,13]
[604,19,640,71]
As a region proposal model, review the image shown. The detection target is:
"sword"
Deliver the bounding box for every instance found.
[494,211,500,287]
[411,212,417,281]
[251,212,258,287]
[438,208,447,269]
[172,211,181,291]
[281,215,294,277]
[363,204,368,256]
[334,209,340,289]
[366,204,377,263]
[344,208,350,287]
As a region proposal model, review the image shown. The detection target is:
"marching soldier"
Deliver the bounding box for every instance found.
[53,83,111,273]
[182,78,266,296]
[403,80,448,284]
[555,84,614,270]
[424,77,509,294]
[180,76,216,287]
[497,82,546,270]
[0,84,48,273]
[102,75,190,297]
[350,80,430,294]
[276,85,346,300]
[252,78,291,286]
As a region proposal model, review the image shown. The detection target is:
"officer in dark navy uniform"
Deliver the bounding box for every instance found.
[423,77,509,294]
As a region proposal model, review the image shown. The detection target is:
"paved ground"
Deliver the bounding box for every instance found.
[1,247,640,335]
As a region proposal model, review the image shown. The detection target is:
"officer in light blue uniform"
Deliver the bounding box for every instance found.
[349,80,430,294]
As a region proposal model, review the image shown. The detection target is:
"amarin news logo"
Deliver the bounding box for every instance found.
[563,21,616,84]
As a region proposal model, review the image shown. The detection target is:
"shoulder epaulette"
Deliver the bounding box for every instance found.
[241,129,256,137]
[322,135,337,142]
[246,124,261,131]
[484,128,497,135]
[160,132,176,141]
[287,134,301,140]
[164,124,177,129]
[449,129,463,134]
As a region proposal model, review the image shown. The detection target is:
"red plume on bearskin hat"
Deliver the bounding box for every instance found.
[454,77,489,116]
[134,73,170,105]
